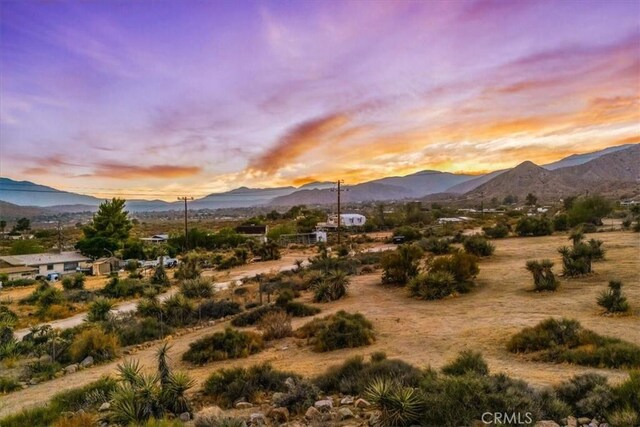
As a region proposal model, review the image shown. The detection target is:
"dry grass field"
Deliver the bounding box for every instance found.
[1,231,638,416]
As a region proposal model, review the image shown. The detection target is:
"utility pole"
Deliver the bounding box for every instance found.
[177,196,194,251]
[331,180,348,245]
[57,221,62,253]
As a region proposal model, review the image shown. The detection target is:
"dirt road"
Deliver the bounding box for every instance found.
[1,232,637,416]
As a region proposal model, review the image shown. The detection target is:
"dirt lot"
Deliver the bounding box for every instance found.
[1,231,638,416]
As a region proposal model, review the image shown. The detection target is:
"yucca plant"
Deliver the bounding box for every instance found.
[365,377,423,427]
[597,280,629,313]
[86,298,114,322]
[525,259,559,291]
[137,295,164,320]
[179,278,214,299]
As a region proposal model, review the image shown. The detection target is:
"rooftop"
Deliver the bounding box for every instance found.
[0,251,91,266]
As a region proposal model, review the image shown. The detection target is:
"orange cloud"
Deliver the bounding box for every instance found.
[91,163,201,179]
[248,113,350,174]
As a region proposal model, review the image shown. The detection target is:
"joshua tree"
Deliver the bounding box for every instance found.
[525,259,559,291]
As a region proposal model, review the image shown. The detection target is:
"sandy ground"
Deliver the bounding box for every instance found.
[1,231,638,416]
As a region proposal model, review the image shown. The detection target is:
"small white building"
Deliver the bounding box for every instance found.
[318,214,367,229]
[0,252,91,276]
[141,234,169,244]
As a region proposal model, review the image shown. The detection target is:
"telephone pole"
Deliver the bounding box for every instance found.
[177,196,194,251]
[57,221,62,253]
[331,180,348,245]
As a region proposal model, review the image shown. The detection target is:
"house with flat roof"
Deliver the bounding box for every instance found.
[0,266,38,281]
[0,252,91,276]
[140,234,169,244]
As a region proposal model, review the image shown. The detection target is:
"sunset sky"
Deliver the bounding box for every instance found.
[1,0,639,200]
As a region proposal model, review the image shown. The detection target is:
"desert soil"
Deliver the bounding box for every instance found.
[1,231,638,416]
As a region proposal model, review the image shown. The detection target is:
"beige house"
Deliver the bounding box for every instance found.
[0,252,91,276]
[0,266,38,281]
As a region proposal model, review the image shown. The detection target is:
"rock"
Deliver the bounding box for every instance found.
[314,399,333,411]
[99,402,111,412]
[235,401,253,409]
[599,424,609,427]
[355,398,371,408]
[566,416,578,427]
[28,378,40,385]
[578,418,591,425]
[179,412,191,422]
[272,392,285,403]
[194,405,224,424]
[368,411,382,426]
[305,406,321,420]
[284,377,296,389]
[340,395,355,405]
[249,412,267,425]
[338,407,355,420]
[80,356,94,368]
[39,354,52,363]
[64,364,79,374]
[534,422,560,427]
[268,407,289,422]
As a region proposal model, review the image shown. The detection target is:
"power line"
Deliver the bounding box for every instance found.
[331,180,349,245]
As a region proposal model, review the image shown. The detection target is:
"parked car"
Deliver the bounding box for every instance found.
[392,235,406,244]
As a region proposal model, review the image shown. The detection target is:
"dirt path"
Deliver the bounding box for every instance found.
[1,232,638,416]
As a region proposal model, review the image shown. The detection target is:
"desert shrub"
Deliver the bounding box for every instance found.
[203,363,298,408]
[555,373,614,419]
[611,370,640,415]
[151,263,170,286]
[102,277,147,298]
[365,377,423,426]
[312,270,350,302]
[197,299,242,320]
[0,305,18,325]
[441,350,489,376]
[408,271,457,300]
[393,225,422,241]
[428,251,479,290]
[296,311,375,352]
[463,236,495,257]
[231,304,280,327]
[86,297,114,322]
[63,288,95,303]
[608,408,639,427]
[110,316,173,346]
[559,233,605,277]
[483,223,510,238]
[36,286,65,308]
[61,273,85,290]
[272,377,319,414]
[51,413,97,427]
[0,375,21,393]
[162,293,195,326]
[0,406,59,427]
[50,376,117,412]
[597,280,630,313]
[69,327,119,363]
[275,288,295,306]
[4,278,37,287]
[314,353,423,395]
[418,236,451,254]
[175,256,201,280]
[508,318,640,368]
[515,216,553,236]
[525,259,559,292]
[180,278,214,299]
[381,244,424,285]
[285,301,320,317]
[183,328,264,364]
[258,310,292,340]
[26,359,62,381]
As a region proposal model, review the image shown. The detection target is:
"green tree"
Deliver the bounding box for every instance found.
[525,193,538,207]
[567,195,613,226]
[9,239,44,255]
[0,220,6,236]
[76,198,132,258]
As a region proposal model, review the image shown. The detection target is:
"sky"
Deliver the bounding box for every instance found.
[1,0,639,200]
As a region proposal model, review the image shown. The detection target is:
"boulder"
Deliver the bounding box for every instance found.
[179,412,191,422]
[314,399,333,411]
[566,416,578,427]
[64,364,79,374]
[268,407,289,422]
[80,356,94,368]
[194,405,224,425]
[98,402,111,412]
[534,422,559,427]
[355,398,371,408]
[305,406,321,420]
[249,412,267,426]
[340,396,355,405]
[338,407,355,420]
[578,418,591,425]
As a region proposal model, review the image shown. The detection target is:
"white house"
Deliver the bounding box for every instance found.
[318,214,367,229]
[0,252,91,276]
[141,234,169,244]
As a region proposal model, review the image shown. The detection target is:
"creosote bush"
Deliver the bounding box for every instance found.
[61,273,85,290]
[295,310,375,352]
[258,310,292,341]
[508,318,640,368]
[179,278,214,299]
[418,237,451,255]
[463,235,495,257]
[381,244,423,285]
[441,350,489,376]
[203,363,298,408]
[69,327,119,363]
[182,327,264,364]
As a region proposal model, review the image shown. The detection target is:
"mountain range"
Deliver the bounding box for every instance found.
[0,144,638,217]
